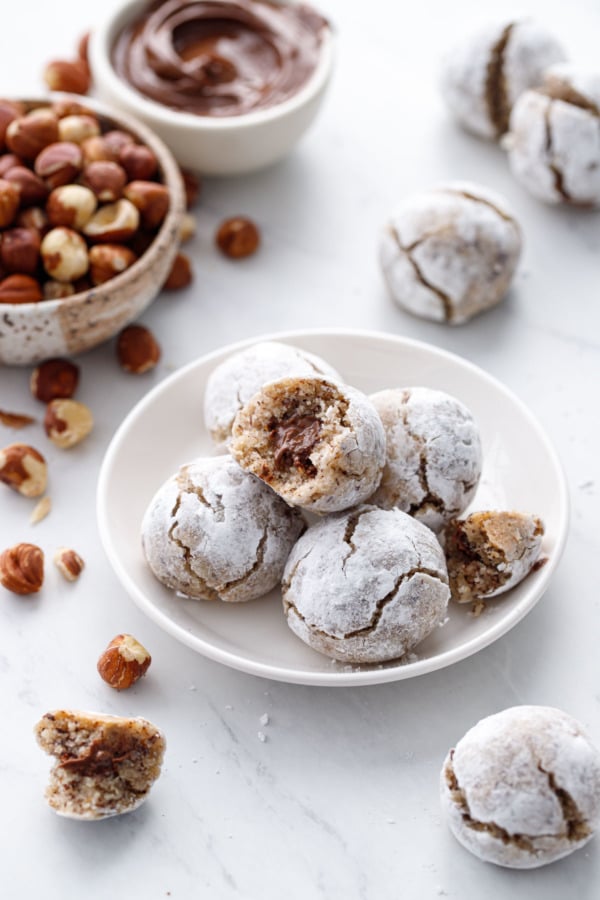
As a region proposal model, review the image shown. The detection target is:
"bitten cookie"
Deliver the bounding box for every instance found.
[445,510,544,603]
[282,505,450,663]
[230,376,386,514]
[35,710,165,820]
[379,182,522,324]
[142,455,305,602]
[440,706,600,868]
[369,387,482,532]
[204,341,340,449]
[440,19,566,139]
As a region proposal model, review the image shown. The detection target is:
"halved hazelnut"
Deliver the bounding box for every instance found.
[89,244,137,285]
[0,178,20,227]
[83,199,139,243]
[0,443,47,497]
[57,114,100,145]
[0,274,42,304]
[3,166,48,206]
[123,181,169,229]
[116,324,160,373]
[81,161,127,202]
[119,144,158,181]
[31,358,79,402]
[44,399,93,448]
[0,227,41,274]
[46,184,97,230]
[35,142,83,190]
[43,59,90,95]
[5,109,59,159]
[41,227,89,282]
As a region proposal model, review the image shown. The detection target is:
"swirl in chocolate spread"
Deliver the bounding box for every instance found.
[112,0,329,116]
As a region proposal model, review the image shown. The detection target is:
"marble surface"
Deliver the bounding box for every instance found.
[1,1,599,897]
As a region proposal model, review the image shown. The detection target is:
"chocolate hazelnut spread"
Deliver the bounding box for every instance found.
[112,0,329,116]
[270,414,321,474]
[59,734,140,775]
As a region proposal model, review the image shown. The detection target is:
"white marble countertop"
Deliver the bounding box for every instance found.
[1,0,600,897]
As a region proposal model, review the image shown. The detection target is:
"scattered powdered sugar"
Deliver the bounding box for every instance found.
[259,713,270,727]
[257,732,267,743]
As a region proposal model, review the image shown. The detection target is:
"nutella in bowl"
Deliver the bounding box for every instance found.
[90,0,335,175]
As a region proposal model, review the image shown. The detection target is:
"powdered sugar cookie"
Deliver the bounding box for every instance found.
[369,387,482,532]
[445,510,544,604]
[141,455,304,603]
[204,341,341,449]
[379,182,522,324]
[230,376,385,514]
[441,706,600,868]
[35,709,165,820]
[282,505,450,663]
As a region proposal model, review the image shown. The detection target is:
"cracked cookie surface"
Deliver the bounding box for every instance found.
[35,709,165,820]
[379,181,522,324]
[230,376,385,514]
[440,19,565,139]
[440,706,600,868]
[204,341,340,450]
[141,455,305,602]
[369,387,482,532]
[282,505,449,663]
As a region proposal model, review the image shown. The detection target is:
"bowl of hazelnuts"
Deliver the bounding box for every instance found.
[0,94,185,365]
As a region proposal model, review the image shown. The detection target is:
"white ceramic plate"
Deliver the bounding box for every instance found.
[97,330,569,686]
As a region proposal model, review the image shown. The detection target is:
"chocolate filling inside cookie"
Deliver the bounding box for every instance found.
[270,414,322,476]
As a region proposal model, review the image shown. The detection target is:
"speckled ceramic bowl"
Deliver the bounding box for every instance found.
[0,95,185,366]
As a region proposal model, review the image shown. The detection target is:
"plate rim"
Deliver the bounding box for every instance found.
[96,327,570,687]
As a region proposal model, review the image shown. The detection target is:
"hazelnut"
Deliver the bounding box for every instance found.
[46,184,97,230]
[83,199,140,243]
[102,130,135,157]
[215,216,260,258]
[81,135,117,165]
[43,280,76,300]
[0,542,44,595]
[43,59,91,95]
[0,227,41,274]
[44,399,93,448]
[178,212,196,243]
[5,109,59,159]
[89,244,137,285]
[0,153,23,177]
[123,180,169,229]
[0,178,20,227]
[163,252,192,290]
[31,357,79,402]
[3,165,48,206]
[16,206,49,235]
[82,161,126,202]
[41,227,89,282]
[0,443,47,496]
[0,100,24,147]
[97,633,151,690]
[51,99,95,120]
[119,143,158,181]
[0,274,43,304]
[54,547,84,582]
[57,114,100,145]
[34,142,83,189]
[117,324,160,373]
[181,169,201,208]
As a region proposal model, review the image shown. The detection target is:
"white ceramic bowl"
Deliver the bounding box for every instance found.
[0,94,185,366]
[89,0,335,176]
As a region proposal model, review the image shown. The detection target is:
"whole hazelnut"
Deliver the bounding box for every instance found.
[82,161,127,202]
[57,114,100,145]
[178,212,196,244]
[117,324,160,373]
[0,100,24,147]
[54,547,84,582]
[16,206,49,236]
[119,143,159,181]
[31,358,79,403]
[89,244,137,285]
[0,543,44,595]
[81,135,117,165]
[43,59,91,95]
[46,184,97,230]
[34,142,83,189]
[440,20,566,140]
[0,274,43,304]
[0,153,23,177]
[44,399,93,448]
[41,227,89,282]
[83,199,140,243]
[0,443,47,497]
[3,166,48,206]
[5,109,60,159]
[216,216,260,258]
[123,180,170,229]
[0,178,20,227]
[102,130,135,157]
[380,181,522,324]
[97,633,151,690]
[0,227,41,274]
[181,169,201,208]
[163,252,192,290]
[51,99,95,120]
[43,281,76,300]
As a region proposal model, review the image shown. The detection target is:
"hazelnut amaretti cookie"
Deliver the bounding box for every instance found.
[230,376,386,514]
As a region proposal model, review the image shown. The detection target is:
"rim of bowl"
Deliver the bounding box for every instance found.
[89,0,335,131]
[0,93,185,315]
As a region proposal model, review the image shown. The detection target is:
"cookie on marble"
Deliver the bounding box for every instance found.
[506,67,600,206]
[142,455,304,603]
[440,706,600,868]
[440,19,566,140]
[282,505,450,663]
[379,182,522,324]
[369,387,482,532]
[35,709,165,820]
[445,510,544,604]
[230,376,385,514]
[204,341,341,449]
